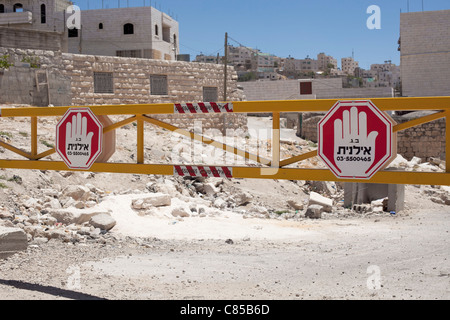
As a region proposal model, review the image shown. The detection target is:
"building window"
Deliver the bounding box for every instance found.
[94,72,114,94]
[68,28,78,37]
[40,4,46,24]
[116,50,142,58]
[124,23,134,35]
[203,87,218,102]
[150,75,168,95]
[13,3,23,12]
[300,82,312,95]
[155,25,158,36]
[0,4,4,13]
[99,23,103,29]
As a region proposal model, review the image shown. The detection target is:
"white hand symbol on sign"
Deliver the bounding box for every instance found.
[65,112,94,168]
[334,107,378,177]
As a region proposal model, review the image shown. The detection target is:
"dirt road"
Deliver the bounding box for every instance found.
[1,203,449,300]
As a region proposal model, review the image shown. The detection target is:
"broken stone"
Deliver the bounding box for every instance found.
[308,192,333,212]
[287,200,304,210]
[131,194,171,210]
[62,185,91,201]
[203,183,219,196]
[89,213,116,231]
[49,209,108,225]
[0,209,13,220]
[305,205,323,219]
[171,207,190,218]
[0,226,28,259]
[306,180,336,195]
[213,198,227,209]
[233,192,253,206]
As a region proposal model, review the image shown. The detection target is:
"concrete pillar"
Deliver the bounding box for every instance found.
[344,182,405,212]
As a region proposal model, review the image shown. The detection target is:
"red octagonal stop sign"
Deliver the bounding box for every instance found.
[56,108,103,170]
[318,100,397,180]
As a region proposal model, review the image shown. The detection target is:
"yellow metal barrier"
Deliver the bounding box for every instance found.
[0,97,449,186]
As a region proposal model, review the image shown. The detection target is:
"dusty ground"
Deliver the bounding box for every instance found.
[0,108,449,301]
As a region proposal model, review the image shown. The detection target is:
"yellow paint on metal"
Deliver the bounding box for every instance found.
[136,116,144,164]
[103,116,137,133]
[447,111,450,173]
[0,140,32,159]
[393,111,446,132]
[272,112,280,167]
[31,117,37,158]
[279,150,318,167]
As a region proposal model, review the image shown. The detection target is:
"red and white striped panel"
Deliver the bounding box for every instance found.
[174,102,233,114]
[174,165,233,178]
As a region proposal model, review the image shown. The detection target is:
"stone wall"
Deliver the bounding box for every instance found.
[393,112,446,160]
[298,111,446,161]
[0,27,66,52]
[400,10,450,97]
[0,48,71,106]
[0,47,247,132]
[240,78,394,101]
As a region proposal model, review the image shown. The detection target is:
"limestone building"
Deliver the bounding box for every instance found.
[317,52,337,71]
[0,0,70,32]
[67,6,179,60]
[341,57,359,75]
[400,9,450,97]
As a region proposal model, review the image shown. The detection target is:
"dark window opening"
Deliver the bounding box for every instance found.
[0,4,5,13]
[124,23,134,35]
[203,87,218,102]
[155,25,158,36]
[99,23,103,29]
[68,28,78,38]
[300,82,312,95]
[13,3,23,12]
[150,75,168,95]
[40,4,46,24]
[94,72,114,94]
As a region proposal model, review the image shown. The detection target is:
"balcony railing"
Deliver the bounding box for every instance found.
[0,11,32,25]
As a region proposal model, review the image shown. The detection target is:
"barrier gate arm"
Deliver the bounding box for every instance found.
[0,97,449,185]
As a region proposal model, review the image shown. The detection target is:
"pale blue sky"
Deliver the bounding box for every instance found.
[72,0,450,69]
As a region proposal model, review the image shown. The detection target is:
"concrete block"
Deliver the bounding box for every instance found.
[0,226,28,259]
[308,191,333,212]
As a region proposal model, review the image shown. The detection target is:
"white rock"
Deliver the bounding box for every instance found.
[213,198,227,209]
[89,213,116,231]
[131,194,171,209]
[0,226,28,259]
[50,209,108,225]
[308,192,333,212]
[203,183,219,196]
[287,200,304,210]
[233,192,253,206]
[62,185,91,201]
[171,207,190,218]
